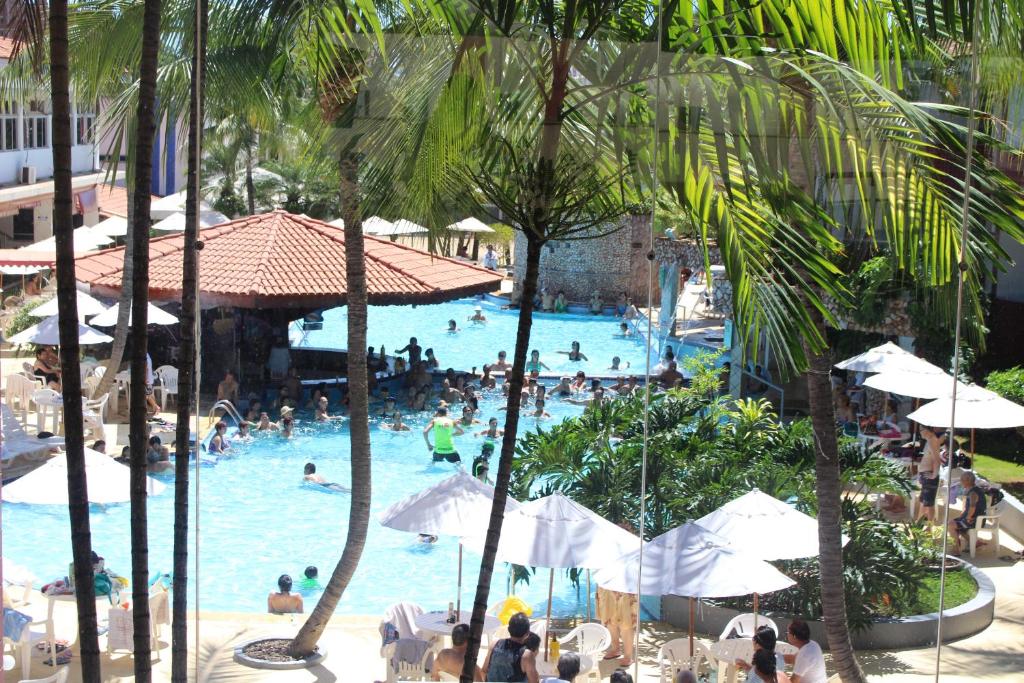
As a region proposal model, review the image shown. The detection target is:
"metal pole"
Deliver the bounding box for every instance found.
[935,4,980,680]
[456,542,463,617]
[586,569,592,622]
[545,567,554,662]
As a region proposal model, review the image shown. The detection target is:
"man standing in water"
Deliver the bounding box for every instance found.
[423,406,464,463]
[397,337,422,367]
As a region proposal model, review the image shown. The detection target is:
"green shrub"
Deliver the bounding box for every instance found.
[5,297,45,338]
[985,366,1024,406]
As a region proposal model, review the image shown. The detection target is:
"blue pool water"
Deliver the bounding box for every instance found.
[290,299,654,376]
[2,389,609,617]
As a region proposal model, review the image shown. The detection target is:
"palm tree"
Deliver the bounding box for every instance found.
[40,0,104,678]
[127,0,164,678]
[171,0,207,677]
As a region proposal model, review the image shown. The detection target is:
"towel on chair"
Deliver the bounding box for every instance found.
[4,607,32,641]
[389,637,432,673]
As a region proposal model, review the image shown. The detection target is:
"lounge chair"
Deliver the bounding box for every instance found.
[1,404,63,464]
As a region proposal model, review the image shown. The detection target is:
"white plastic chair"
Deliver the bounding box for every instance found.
[559,623,611,681]
[3,600,57,680]
[17,667,69,683]
[155,366,179,411]
[658,638,712,683]
[718,613,777,640]
[382,638,433,682]
[6,373,37,422]
[968,501,1004,557]
[82,393,110,441]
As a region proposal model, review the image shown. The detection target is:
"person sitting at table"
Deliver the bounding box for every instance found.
[541,653,581,683]
[610,670,635,683]
[267,574,303,614]
[736,625,786,679]
[482,612,540,683]
[784,619,826,683]
[33,347,62,390]
[432,623,483,681]
[750,648,790,683]
[947,470,988,556]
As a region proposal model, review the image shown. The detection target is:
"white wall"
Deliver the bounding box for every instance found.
[0,144,96,186]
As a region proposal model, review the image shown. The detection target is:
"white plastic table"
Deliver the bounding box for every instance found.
[414,609,501,639]
[33,392,63,433]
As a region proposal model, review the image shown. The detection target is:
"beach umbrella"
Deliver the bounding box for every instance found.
[2,448,166,504]
[835,342,940,374]
[361,216,395,235]
[151,209,230,232]
[31,290,108,319]
[379,470,520,614]
[89,301,179,327]
[27,226,113,254]
[462,491,641,646]
[907,384,1024,431]
[150,190,214,219]
[7,315,113,345]
[594,521,795,654]
[446,217,494,233]
[862,369,965,400]
[92,215,129,238]
[327,218,344,228]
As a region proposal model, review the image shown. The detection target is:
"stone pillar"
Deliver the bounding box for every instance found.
[34,197,53,241]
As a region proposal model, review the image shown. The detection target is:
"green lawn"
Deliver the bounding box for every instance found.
[972,453,1024,485]
[910,569,977,614]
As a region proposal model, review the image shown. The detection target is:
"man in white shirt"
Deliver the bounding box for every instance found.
[784,619,827,683]
[483,244,499,270]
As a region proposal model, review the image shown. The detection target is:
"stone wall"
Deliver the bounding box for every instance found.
[512,214,654,303]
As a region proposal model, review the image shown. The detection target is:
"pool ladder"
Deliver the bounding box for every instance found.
[208,400,244,425]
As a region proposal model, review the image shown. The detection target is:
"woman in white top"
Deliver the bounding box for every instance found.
[915,425,943,524]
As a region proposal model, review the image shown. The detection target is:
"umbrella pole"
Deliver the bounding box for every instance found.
[688,597,694,657]
[970,428,975,456]
[753,592,759,628]
[586,569,592,622]
[545,568,554,662]
[456,542,463,617]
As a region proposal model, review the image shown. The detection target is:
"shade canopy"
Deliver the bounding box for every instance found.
[75,210,504,308]
[906,384,1024,430]
[362,216,395,235]
[462,491,640,569]
[379,470,519,537]
[0,250,55,269]
[91,216,129,238]
[28,227,113,254]
[862,369,965,399]
[696,489,844,562]
[89,301,179,327]
[150,190,213,219]
[446,217,494,233]
[2,448,166,504]
[328,218,345,228]
[7,315,113,345]
[835,342,938,374]
[151,210,231,232]
[31,290,108,319]
[594,521,795,598]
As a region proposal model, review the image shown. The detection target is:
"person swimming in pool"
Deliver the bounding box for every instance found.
[446,319,461,333]
[571,371,587,393]
[554,291,568,313]
[476,416,504,439]
[303,462,348,492]
[256,412,279,431]
[315,396,344,422]
[380,397,399,419]
[281,414,295,438]
[525,349,549,373]
[459,405,482,427]
[530,398,552,420]
[557,341,588,362]
[473,443,495,484]
[617,322,633,337]
[424,406,464,463]
[488,350,511,373]
[382,411,410,432]
[468,305,488,324]
[554,376,573,396]
[608,356,630,371]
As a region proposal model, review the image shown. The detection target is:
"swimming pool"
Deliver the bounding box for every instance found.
[290,299,654,377]
[1,388,610,617]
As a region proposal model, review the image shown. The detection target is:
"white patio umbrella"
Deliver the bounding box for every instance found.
[863,369,965,400]
[327,218,345,228]
[835,342,940,374]
[446,217,494,233]
[91,215,129,238]
[462,491,640,641]
[27,226,113,254]
[594,521,795,654]
[907,384,1024,431]
[7,315,113,345]
[362,216,395,235]
[379,470,520,614]
[2,448,166,504]
[151,209,230,232]
[150,190,213,219]
[89,302,179,327]
[31,290,108,319]
[389,218,429,235]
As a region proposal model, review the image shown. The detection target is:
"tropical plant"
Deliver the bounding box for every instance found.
[4,296,44,337]
[985,367,1024,405]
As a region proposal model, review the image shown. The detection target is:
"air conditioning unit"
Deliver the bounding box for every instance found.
[20,166,36,184]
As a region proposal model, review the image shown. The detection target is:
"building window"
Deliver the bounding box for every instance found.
[12,208,34,241]
[0,101,15,151]
[24,115,47,149]
[76,113,95,145]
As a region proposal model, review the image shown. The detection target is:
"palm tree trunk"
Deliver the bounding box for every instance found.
[128,1,163,679]
[93,207,133,399]
[171,0,207,678]
[804,302,864,683]
[289,150,371,656]
[245,146,256,215]
[49,2,101,679]
[461,237,541,683]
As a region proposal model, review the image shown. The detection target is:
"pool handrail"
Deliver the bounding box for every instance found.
[208,400,244,426]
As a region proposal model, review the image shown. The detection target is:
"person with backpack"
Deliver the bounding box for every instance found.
[482,612,539,683]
